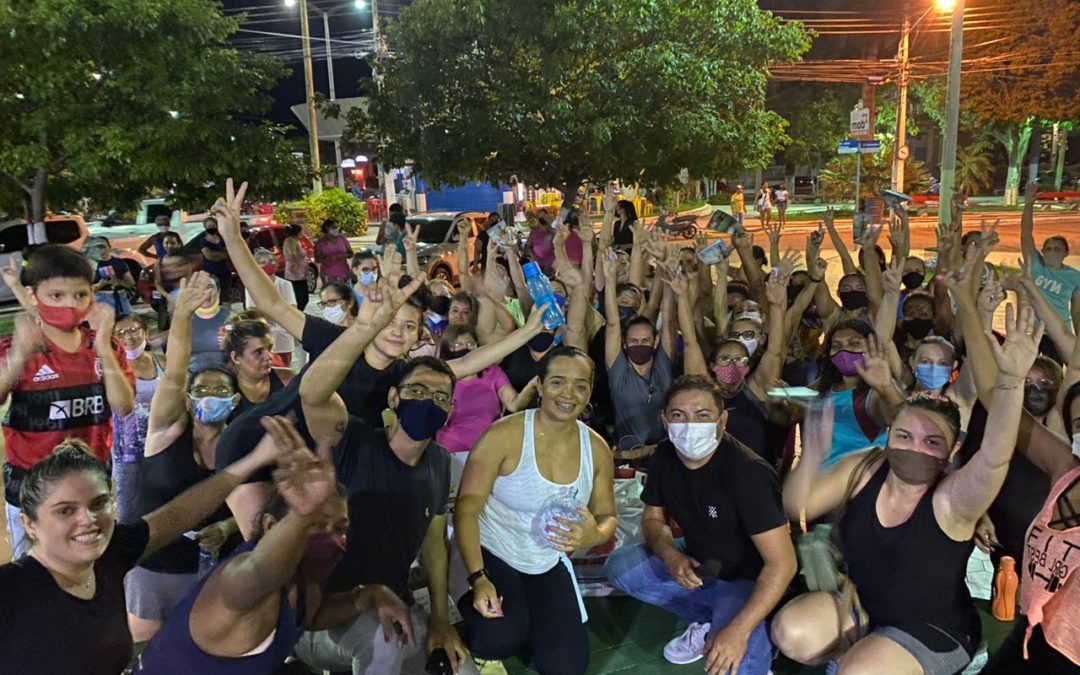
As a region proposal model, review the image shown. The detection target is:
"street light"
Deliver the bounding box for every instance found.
[938,0,964,226]
[284,0,323,194]
[936,0,956,10]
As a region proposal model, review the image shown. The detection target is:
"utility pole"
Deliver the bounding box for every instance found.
[299,0,323,194]
[892,17,910,193]
[321,10,345,189]
[938,0,964,226]
[369,0,397,210]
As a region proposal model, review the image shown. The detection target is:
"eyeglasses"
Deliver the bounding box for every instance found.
[113,327,143,338]
[399,382,452,407]
[317,298,345,309]
[190,386,234,397]
[714,355,750,367]
[728,330,759,341]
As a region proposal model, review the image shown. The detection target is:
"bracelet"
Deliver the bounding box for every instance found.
[995,382,1022,390]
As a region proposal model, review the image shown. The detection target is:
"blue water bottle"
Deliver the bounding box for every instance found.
[198,547,218,579]
[522,262,566,331]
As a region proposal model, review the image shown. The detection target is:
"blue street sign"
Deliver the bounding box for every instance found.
[838,139,859,154]
[859,140,881,153]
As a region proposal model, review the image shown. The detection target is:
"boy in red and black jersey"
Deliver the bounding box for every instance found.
[0,245,134,557]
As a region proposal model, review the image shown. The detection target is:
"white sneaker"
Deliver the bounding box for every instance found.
[662,621,711,664]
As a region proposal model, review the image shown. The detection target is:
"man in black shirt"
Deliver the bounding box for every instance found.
[295,278,473,675]
[605,376,795,673]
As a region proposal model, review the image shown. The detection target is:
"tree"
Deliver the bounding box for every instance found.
[960,0,1080,204]
[818,149,931,204]
[0,0,309,223]
[955,136,994,196]
[344,0,810,201]
[773,84,855,186]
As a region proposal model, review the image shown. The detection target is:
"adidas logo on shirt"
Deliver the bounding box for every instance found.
[32,364,60,382]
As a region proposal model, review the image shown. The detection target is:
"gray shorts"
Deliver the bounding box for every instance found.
[875,624,972,675]
[124,566,199,621]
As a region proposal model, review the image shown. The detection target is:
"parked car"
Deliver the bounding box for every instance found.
[136,223,317,305]
[0,215,150,305]
[390,211,487,285]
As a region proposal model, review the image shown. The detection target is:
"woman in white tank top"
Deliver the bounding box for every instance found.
[454,347,617,674]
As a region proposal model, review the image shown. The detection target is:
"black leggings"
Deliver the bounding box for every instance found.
[983,617,1080,674]
[458,548,588,675]
[290,278,309,312]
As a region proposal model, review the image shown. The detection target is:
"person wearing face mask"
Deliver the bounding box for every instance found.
[835,273,870,317]
[222,315,294,421]
[892,293,942,364]
[138,214,173,259]
[125,274,244,643]
[678,268,792,466]
[187,273,232,374]
[136,428,412,675]
[317,281,358,329]
[111,314,167,524]
[813,320,900,467]
[0,244,135,560]
[86,236,136,316]
[605,376,795,671]
[776,306,1041,675]
[215,185,431,540]
[189,216,232,300]
[455,347,617,675]
[908,337,958,397]
[603,252,676,453]
[897,257,928,317]
[247,247,297,366]
[350,249,381,305]
[298,284,476,675]
[1021,182,1080,333]
[314,218,355,285]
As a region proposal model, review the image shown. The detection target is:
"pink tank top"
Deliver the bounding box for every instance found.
[1020,465,1080,664]
[283,237,309,281]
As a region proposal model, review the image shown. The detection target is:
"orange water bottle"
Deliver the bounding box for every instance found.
[992,556,1019,621]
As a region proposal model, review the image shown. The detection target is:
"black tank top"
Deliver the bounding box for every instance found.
[723,386,784,466]
[840,461,980,655]
[136,423,231,574]
[230,369,287,422]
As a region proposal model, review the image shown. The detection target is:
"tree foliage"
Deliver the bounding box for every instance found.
[345,0,810,198]
[818,149,930,204]
[0,0,309,221]
[772,84,855,175]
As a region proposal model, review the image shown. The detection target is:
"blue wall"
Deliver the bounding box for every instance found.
[420,180,507,213]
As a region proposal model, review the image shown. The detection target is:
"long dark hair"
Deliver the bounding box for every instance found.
[815,319,874,397]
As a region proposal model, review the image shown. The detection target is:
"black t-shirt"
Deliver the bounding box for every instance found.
[216,316,406,482]
[326,415,451,600]
[641,436,786,580]
[0,520,150,674]
[500,343,544,393]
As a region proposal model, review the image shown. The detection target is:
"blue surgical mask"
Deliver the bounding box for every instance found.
[358,270,378,286]
[395,398,449,441]
[618,306,636,325]
[189,395,237,425]
[914,363,952,391]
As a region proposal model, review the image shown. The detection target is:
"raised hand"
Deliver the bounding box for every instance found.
[763,219,782,246]
[881,256,906,292]
[403,222,419,254]
[556,262,585,291]
[454,216,471,240]
[978,277,1005,316]
[630,219,648,244]
[11,314,46,359]
[779,248,802,277]
[664,268,689,296]
[855,335,894,392]
[601,247,618,280]
[211,177,249,241]
[821,207,837,232]
[764,269,788,307]
[644,229,668,262]
[1,258,21,292]
[266,415,338,517]
[553,221,569,250]
[174,272,214,318]
[857,222,881,249]
[812,257,828,280]
[370,270,427,329]
[694,232,709,255]
[806,226,824,264]
[86,303,116,351]
[988,303,1043,380]
[888,206,909,251]
[732,229,753,250]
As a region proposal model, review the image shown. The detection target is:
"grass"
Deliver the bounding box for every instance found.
[0,314,14,338]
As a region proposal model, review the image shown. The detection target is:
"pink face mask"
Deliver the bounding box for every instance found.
[712,362,749,385]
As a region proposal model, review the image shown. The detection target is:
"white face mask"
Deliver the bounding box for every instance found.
[410,342,438,358]
[1072,434,1080,459]
[322,305,347,325]
[666,422,720,461]
[736,336,760,356]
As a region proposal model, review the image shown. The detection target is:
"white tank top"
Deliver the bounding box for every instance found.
[478,409,594,574]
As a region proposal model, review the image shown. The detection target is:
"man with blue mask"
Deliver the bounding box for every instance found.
[297,285,475,675]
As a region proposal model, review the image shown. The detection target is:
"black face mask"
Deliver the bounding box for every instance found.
[443,347,470,361]
[903,317,934,340]
[618,306,637,325]
[205,228,219,236]
[1023,384,1055,417]
[528,331,555,352]
[901,271,924,290]
[839,290,869,311]
[430,295,451,317]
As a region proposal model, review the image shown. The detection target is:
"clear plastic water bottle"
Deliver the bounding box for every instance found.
[531,487,584,549]
[197,547,218,579]
[522,261,566,331]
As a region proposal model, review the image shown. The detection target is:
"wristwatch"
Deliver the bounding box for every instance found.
[467,568,490,588]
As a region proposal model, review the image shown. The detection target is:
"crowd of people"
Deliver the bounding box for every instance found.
[0,176,1078,675]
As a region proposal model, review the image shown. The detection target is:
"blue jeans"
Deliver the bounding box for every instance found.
[604,542,773,675]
